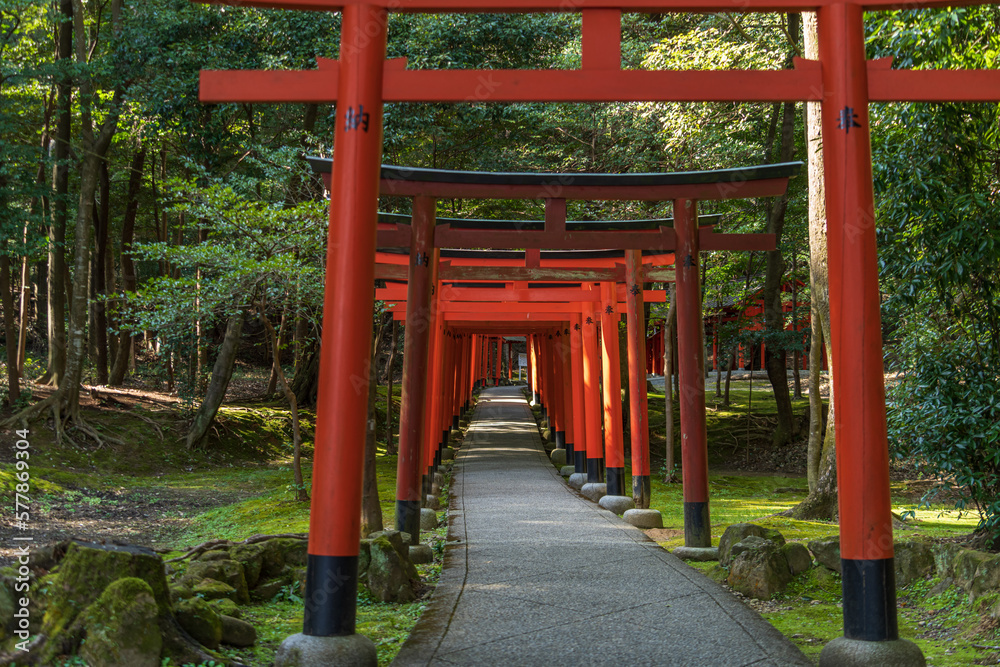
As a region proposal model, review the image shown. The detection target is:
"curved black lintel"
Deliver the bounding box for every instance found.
[377,211,722,230]
[308,157,802,187]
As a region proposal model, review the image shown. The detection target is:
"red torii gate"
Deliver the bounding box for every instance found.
[195,1,1000,663]
[380,277,669,494]
[319,159,792,539]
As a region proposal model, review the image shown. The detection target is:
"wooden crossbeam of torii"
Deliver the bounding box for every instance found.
[374,252,679,282]
[195,0,1000,662]
[308,159,788,250]
[199,45,1000,105]
[376,284,666,303]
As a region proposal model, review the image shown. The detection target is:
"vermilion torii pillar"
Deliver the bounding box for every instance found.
[276,4,387,662]
[395,196,436,541]
[600,281,626,497]
[675,198,711,549]
[581,301,604,484]
[625,250,652,508]
[551,330,567,451]
[569,314,586,474]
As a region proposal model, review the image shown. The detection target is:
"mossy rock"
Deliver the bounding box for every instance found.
[932,542,964,579]
[181,559,249,604]
[719,524,785,567]
[41,542,171,641]
[259,538,308,579]
[728,539,793,600]
[251,577,287,602]
[33,542,227,667]
[366,535,417,603]
[220,614,257,647]
[77,577,162,667]
[175,596,222,650]
[367,530,413,560]
[969,554,1000,601]
[228,543,265,589]
[169,583,193,603]
[208,598,241,619]
[359,539,372,578]
[192,578,239,602]
[805,564,840,591]
[894,540,935,587]
[781,542,813,576]
[807,536,842,573]
[198,549,231,562]
[954,549,993,591]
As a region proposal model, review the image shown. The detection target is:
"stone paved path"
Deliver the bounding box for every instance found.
[393,386,811,667]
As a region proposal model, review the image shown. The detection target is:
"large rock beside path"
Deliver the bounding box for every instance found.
[719,523,785,567]
[727,538,794,600]
[808,536,842,573]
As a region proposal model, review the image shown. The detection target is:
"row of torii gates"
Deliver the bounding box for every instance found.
[196,0,1000,663]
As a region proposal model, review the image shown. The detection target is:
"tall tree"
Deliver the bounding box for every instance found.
[759,16,802,448]
[787,11,837,520]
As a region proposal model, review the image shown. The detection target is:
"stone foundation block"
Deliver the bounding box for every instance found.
[550,448,567,467]
[622,509,664,529]
[580,483,607,502]
[598,495,635,515]
[275,633,377,667]
[420,508,439,530]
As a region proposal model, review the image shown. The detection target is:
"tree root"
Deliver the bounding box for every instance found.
[132,412,165,441]
[1,388,126,449]
[0,392,61,429]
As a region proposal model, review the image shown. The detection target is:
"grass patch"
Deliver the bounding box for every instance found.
[175,448,403,546]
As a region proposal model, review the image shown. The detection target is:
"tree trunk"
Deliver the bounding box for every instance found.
[1,253,20,406]
[788,11,837,520]
[761,19,801,448]
[360,315,390,537]
[92,160,111,385]
[261,312,308,501]
[385,320,398,454]
[663,284,677,482]
[618,323,630,437]
[792,252,803,398]
[185,312,245,449]
[58,149,106,427]
[266,307,287,397]
[52,0,124,427]
[291,344,320,406]
[761,97,799,447]
[42,0,74,387]
[723,350,734,406]
[109,146,146,386]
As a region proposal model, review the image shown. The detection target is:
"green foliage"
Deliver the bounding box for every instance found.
[121,164,327,392]
[871,6,1000,548]
[886,327,1000,545]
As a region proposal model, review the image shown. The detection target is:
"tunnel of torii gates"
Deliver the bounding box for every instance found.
[195,0,1000,662]
[304,159,796,542]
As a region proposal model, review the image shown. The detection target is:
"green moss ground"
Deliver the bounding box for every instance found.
[1,379,456,666]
